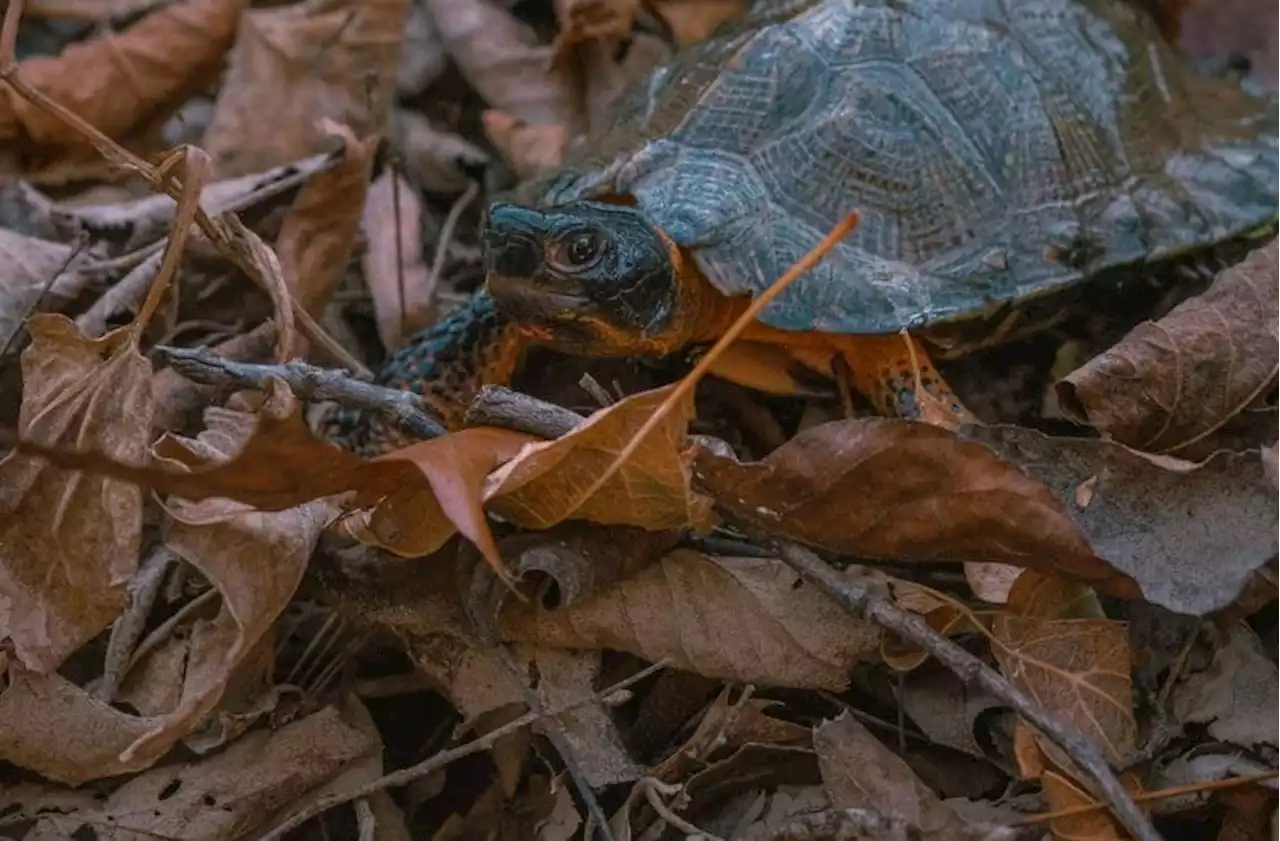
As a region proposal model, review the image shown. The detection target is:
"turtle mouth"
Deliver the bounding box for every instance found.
[486,273,593,323]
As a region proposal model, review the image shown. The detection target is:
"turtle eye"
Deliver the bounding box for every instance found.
[551,231,604,271]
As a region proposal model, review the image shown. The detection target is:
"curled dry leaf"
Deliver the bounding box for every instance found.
[426,0,576,127]
[499,550,883,690]
[361,170,435,351]
[694,418,1137,595]
[815,712,965,834]
[1057,239,1279,454]
[1040,768,1131,840]
[0,315,151,671]
[202,0,409,176]
[352,426,537,565]
[483,109,567,180]
[0,0,244,158]
[275,122,378,318]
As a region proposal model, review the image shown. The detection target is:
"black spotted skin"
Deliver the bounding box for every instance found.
[328,291,525,455]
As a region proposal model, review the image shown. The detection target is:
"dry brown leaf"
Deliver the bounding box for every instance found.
[393,108,491,194]
[7,704,376,832]
[815,712,964,834]
[202,0,409,177]
[353,427,537,564]
[0,315,151,671]
[483,109,567,180]
[514,647,641,786]
[426,0,576,126]
[126,400,329,762]
[275,122,378,318]
[899,665,1004,760]
[651,687,809,781]
[990,615,1137,771]
[968,426,1277,617]
[0,666,159,784]
[24,0,162,20]
[1058,239,1279,454]
[694,419,1137,595]
[0,0,244,160]
[1040,768,1130,840]
[1169,625,1279,749]
[499,550,883,690]
[1005,570,1106,620]
[361,170,435,350]
[651,0,744,46]
[0,229,93,353]
[486,384,711,532]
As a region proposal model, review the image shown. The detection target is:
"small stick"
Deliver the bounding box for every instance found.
[151,345,447,439]
[771,541,1162,841]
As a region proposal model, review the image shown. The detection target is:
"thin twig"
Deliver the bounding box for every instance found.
[770,541,1162,841]
[640,778,722,841]
[151,344,447,439]
[257,659,670,841]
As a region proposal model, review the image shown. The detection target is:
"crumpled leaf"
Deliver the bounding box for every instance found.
[694,418,1136,595]
[361,169,436,351]
[486,384,712,532]
[0,229,93,355]
[1170,625,1279,749]
[275,121,378,318]
[499,550,883,690]
[0,315,151,671]
[1040,768,1130,840]
[815,712,968,834]
[427,0,575,126]
[0,0,244,161]
[203,0,409,176]
[1058,239,1279,454]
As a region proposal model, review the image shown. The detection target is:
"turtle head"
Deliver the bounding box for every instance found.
[482,200,686,355]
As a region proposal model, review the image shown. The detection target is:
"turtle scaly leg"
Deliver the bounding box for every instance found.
[329,291,528,455]
[831,333,976,425]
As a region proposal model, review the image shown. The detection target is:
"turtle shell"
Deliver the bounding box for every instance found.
[532,0,1279,335]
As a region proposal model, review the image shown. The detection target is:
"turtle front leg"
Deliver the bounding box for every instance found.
[833,333,977,425]
[329,291,528,454]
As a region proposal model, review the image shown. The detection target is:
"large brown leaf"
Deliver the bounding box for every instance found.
[1058,239,1279,454]
[499,549,883,690]
[0,315,151,671]
[694,418,1136,595]
[0,0,244,161]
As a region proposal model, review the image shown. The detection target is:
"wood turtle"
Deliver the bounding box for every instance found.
[341,0,1279,452]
